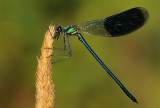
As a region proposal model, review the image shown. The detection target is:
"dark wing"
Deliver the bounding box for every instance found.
[77,7,149,37]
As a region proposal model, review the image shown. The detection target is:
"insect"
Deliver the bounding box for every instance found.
[54,7,149,103]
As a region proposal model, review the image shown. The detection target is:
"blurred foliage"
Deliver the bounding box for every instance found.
[37,0,81,17]
[0,0,160,108]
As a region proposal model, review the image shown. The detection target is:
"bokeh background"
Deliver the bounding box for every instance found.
[0,0,159,108]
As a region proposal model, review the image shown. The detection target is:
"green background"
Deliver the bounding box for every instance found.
[0,0,159,108]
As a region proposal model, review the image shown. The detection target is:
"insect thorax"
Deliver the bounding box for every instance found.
[65,25,78,35]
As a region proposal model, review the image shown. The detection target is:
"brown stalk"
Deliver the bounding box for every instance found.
[35,24,55,108]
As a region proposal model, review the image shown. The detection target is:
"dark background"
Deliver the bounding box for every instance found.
[0,0,159,108]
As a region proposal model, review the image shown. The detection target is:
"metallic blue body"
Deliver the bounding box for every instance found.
[54,6,149,103]
[77,33,137,103]
[55,25,138,103]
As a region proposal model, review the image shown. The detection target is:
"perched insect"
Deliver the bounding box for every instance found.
[54,7,149,103]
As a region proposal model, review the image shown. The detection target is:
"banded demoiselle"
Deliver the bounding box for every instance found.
[54,7,149,103]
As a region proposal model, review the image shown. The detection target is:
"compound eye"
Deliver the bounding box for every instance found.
[56,26,62,32]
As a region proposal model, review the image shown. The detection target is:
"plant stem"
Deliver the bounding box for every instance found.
[35,24,55,108]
